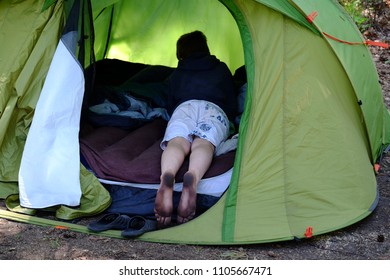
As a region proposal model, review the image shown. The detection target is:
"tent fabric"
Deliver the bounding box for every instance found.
[0,0,111,218]
[0,0,389,244]
[92,0,245,72]
[290,0,390,160]
[18,1,84,209]
[18,36,84,208]
[223,0,377,243]
[0,0,63,188]
[255,0,320,35]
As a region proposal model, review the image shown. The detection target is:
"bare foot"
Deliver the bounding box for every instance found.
[177,172,197,224]
[154,172,175,228]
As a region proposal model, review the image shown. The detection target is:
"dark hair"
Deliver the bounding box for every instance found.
[176,30,210,60]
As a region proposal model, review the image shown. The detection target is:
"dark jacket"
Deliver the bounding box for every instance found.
[167,53,237,122]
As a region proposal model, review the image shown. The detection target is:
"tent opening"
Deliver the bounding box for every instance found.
[78,0,249,226]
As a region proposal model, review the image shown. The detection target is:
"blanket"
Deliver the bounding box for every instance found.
[80,119,236,184]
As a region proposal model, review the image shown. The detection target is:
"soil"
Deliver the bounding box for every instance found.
[1,10,390,261]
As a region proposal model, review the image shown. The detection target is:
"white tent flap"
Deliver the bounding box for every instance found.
[18,38,84,208]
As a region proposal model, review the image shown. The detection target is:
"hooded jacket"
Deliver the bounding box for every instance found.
[167,53,237,122]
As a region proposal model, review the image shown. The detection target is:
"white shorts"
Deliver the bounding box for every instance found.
[160,100,230,150]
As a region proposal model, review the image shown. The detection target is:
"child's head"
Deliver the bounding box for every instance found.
[176,30,210,60]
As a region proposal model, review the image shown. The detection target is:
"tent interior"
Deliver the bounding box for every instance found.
[92,1,244,73]
[76,0,247,224]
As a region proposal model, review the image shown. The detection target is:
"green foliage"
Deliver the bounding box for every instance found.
[339,0,369,30]
[338,0,386,31]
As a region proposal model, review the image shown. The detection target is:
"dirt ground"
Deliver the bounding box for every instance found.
[1,13,390,261]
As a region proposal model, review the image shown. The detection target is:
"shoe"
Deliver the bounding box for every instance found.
[121,216,157,238]
[87,213,131,232]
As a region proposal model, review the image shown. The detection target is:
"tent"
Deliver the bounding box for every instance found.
[0,0,389,244]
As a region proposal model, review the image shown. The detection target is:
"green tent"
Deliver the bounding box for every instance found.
[0,0,389,244]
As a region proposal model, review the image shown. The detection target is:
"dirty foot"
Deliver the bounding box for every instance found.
[177,172,197,224]
[154,172,175,228]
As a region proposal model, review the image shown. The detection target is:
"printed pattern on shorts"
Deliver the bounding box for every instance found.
[161,100,229,150]
[191,101,228,141]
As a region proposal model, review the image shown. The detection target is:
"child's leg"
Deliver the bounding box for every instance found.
[155,137,190,227]
[177,137,215,223]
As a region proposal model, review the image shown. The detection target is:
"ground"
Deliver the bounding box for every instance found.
[0,12,389,261]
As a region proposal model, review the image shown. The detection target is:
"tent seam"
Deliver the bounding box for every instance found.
[281,14,294,239]
[220,0,255,243]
